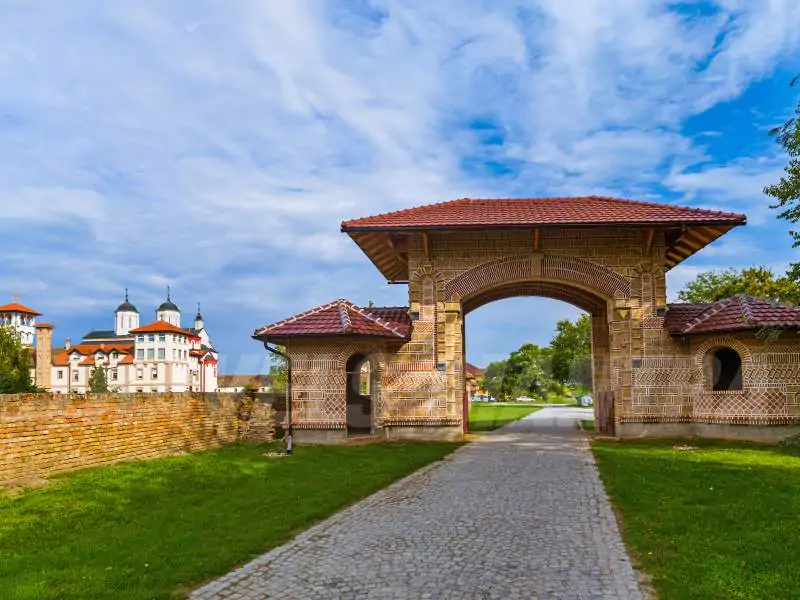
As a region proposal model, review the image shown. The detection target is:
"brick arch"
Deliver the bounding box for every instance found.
[445,255,630,305]
[461,281,608,316]
[693,335,752,369]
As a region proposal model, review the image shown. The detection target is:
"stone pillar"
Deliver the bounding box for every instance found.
[34,324,53,390]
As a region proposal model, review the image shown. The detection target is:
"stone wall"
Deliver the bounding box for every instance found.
[0,392,276,484]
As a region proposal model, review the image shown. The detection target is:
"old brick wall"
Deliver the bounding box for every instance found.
[0,392,275,484]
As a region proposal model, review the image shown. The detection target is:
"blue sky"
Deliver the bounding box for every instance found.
[2,1,799,372]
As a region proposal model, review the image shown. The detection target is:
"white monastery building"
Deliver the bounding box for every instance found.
[0,299,41,347]
[17,290,219,393]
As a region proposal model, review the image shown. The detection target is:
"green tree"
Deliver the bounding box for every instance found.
[268,345,287,392]
[549,315,591,384]
[0,325,36,394]
[88,366,109,393]
[677,266,800,304]
[482,360,506,400]
[764,76,800,259]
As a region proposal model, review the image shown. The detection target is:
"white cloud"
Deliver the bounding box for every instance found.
[1,0,799,361]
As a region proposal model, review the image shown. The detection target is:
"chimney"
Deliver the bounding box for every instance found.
[65,337,71,350]
[35,323,54,391]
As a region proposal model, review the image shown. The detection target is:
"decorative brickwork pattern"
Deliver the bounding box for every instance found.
[264,217,800,439]
[0,393,275,484]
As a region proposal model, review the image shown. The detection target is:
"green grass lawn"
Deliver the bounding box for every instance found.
[0,441,459,600]
[593,439,800,600]
[579,419,594,431]
[468,403,541,431]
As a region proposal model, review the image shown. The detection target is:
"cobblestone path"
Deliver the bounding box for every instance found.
[191,407,643,599]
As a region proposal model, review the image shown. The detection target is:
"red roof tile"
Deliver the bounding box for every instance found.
[35,322,55,329]
[129,321,193,335]
[341,196,746,230]
[666,295,800,335]
[254,299,412,340]
[0,302,42,315]
[466,363,485,377]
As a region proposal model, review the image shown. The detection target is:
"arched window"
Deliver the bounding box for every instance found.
[709,347,743,391]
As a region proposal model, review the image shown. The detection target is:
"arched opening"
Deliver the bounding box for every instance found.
[345,353,378,435]
[707,347,743,391]
[461,280,613,433]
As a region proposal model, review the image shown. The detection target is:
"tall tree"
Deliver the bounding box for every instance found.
[677,266,800,304]
[548,315,591,384]
[88,366,109,393]
[482,360,506,400]
[0,326,36,394]
[764,77,800,264]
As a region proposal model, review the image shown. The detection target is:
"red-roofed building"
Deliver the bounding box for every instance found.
[0,298,43,347]
[28,290,220,393]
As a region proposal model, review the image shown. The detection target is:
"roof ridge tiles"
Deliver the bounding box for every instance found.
[352,305,406,338]
[338,301,353,332]
[681,296,737,334]
[341,196,747,231]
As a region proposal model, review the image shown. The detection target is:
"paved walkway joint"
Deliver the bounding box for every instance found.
[191,407,643,599]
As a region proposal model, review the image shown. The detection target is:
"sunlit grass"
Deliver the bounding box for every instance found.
[0,441,459,600]
[593,439,800,600]
[468,403,541,431]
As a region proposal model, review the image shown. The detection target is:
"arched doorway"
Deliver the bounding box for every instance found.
[345,353,378,436]
[459,280,613,434]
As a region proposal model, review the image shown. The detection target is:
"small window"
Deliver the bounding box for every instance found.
[158,333,166,342]
[151,387,158,393]
[147,348,155,360]
[136,387,143,393]
[157,348,165,359]
[137,369,144,380]
[137,335,144,342]
[148,334,155,342]
[151,368,158,380]
[57,370,63,380]
[73,371,79,382]
[110,368,118,381]
[710,347,743,391]
[173,349,177,360]
[137,349,144,359]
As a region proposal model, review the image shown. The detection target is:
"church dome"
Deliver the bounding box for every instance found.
[116,300,139,314]
[158,299,180,312]
[115,290,138,314]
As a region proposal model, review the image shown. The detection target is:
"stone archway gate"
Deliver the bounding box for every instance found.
[254,196,747,442]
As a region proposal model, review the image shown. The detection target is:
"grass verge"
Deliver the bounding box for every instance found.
[579,419,595,431]
[592,439,800,600]
[468,403,542,431]
[0,441,459,600]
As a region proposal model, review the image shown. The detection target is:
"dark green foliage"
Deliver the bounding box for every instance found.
[0,326,36,394]
[677,266,800,304]
[549,315,591,384]
[765,77,800,249]
[88,367,109,393]
[0,441,459,599]
[480,314,592,400]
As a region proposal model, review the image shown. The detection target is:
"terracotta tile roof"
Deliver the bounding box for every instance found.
[466,363,485,377]
[118,355,135,365]
[51,349,69,366]
[254,299,412,340]
[341,196,747,230]
[35,322,55,329]
[67,343,134,356]
[666,295,800,335]
[129,321,193,335]
[0,302,42,315]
